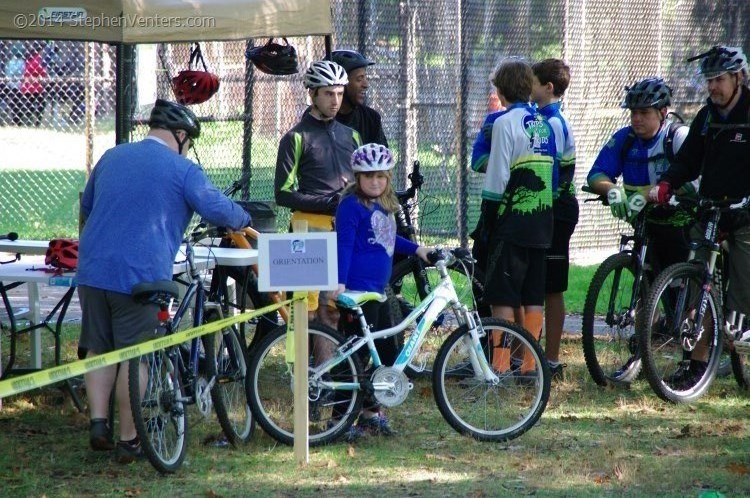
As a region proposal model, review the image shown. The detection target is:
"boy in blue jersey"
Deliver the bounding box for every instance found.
[531,59,577,380]
[480,58,556,375]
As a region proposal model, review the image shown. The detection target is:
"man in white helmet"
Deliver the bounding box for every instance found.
[275,59,362,326]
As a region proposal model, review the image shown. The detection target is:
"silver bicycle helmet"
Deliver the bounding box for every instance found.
[303,60,348,89]
[696,45,748,79]
[620,77,672,109]
[351,143,394,172]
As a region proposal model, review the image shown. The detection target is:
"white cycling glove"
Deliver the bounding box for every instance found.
[607,186,630,220]
[627,193,647,219]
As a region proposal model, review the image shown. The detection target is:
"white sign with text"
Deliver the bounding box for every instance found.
[257,232,338,292]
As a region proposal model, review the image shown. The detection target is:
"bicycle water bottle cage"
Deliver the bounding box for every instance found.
[336,291,386,309]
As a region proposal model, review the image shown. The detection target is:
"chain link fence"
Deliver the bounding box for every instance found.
[1,0,748,260]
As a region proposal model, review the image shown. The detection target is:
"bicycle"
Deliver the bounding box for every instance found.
[246,247,550,446]
[580,190,654,386]
[200,174,289,353]
[636,196,750,403]
[128,231,254,473]
[389,161,486,376]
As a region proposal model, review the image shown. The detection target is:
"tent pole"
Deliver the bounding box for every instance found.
[242,40,255,200]
[115,43,136,144]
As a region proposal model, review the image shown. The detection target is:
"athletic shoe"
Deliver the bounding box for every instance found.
[358,413,395,436]
[549,362,567,381]
[89,418,114,451]
[665,360,707,390]
[115,438,144,464]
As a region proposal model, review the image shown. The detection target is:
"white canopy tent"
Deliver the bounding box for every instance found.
[0,0,332,42]
[0,0,333,142]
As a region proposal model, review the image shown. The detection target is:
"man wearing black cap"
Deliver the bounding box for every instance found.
[331,49,388,146]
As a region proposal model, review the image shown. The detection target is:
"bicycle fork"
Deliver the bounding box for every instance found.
[465,312,500,384]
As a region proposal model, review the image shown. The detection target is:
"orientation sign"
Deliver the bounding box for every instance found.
[257,232,338,291]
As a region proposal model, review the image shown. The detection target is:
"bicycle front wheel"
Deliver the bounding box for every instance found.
[433,318,550,442]
[581,253,644,386]
[637,262,722,403]
[246,323,364,446]
[128,349,187,473]
[204,310,254,445]
[390,256,485,377]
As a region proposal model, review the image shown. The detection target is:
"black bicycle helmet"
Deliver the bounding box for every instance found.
[148,99,201,139]
[690,45,748,79]
[246,38,299,76]
[331,49,374,73]
[621,77,672,109]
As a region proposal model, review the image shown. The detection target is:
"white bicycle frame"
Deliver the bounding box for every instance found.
[310,255,500,392]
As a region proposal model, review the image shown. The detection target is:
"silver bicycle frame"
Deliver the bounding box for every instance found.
[311,257,499,390]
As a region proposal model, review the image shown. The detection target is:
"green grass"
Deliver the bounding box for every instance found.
[564,265,599,314]
[1,324,748,497]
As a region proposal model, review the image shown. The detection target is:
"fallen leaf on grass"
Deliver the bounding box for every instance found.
[419,386,431,398]
[425,453,457,462]
[727,463,750,475]
[613,464,625,481]
[591,471,610,484]
[347,446,356,458]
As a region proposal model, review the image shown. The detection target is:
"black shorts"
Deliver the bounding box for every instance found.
[78,285,161,355]
[545,219,576,294]
[484,240,546,308]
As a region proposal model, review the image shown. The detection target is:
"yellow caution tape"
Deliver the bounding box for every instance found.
[0,297,303,399]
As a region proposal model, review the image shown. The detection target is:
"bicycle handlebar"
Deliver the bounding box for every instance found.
[395,161,423,205]
[672,195,748,211]
[427,246,474,266]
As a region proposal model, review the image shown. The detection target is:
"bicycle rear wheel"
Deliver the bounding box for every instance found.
[128,349,187,473]
[390,256,485,377]
[246,323,364,446]
[581,253,645,385]
[204,310,254,445]
[432,318,550,442]
[637,262,722,403]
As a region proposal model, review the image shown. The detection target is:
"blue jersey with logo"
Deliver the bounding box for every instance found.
[538,102,578,224]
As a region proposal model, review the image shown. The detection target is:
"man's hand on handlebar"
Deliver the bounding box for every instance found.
[648,181,672,204]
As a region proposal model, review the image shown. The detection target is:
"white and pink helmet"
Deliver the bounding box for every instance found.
[350,143,395,172]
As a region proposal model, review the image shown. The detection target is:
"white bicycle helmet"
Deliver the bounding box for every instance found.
[351,144,394,172]
[693,45,748,79]
[303,60,348,89]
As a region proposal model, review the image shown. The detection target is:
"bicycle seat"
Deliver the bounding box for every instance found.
[132,280,181,305]
[336,291,387,309]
